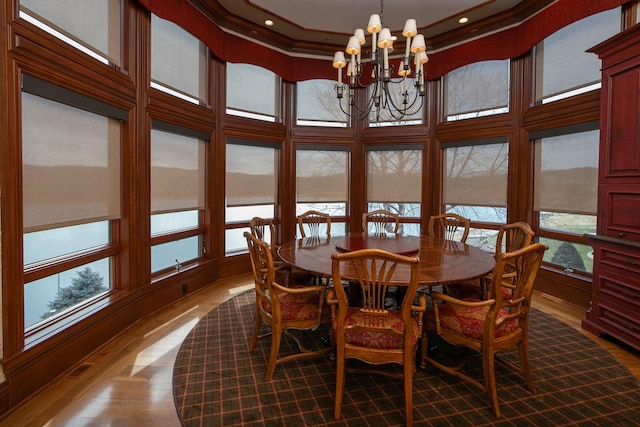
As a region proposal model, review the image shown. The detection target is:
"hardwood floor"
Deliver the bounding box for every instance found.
[1,274,639,426]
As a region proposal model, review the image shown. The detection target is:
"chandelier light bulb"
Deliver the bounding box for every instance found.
[410,34,426,53]
[346,36,361,55]
[377,28,393,48]
[367,14,382,33]
[416,51,429,64]
[402,19,417,37]
[332,51,346,68]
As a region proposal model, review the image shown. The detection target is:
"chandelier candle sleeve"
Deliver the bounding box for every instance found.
[333,51,346,95]
[378,28,392,79]
[402,18,417,71]
[367,14,381,62]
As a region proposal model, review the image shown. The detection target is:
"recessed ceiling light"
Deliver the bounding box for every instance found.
[458,17,469,24]
[265,19,274,27]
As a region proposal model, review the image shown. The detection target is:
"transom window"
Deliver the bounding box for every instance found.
[226,63,280,122]
[534,8,620,104]
[297,79,348,127]
[19,0,122,66]
[151,14,208,104]
[444,60,510,121]
[367,77,424,127]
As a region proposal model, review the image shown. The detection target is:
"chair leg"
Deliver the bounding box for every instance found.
[329,325,336,361]
[334,347,345,420]
[518,339,536,394]
[404,357,414,426]
[248,308,261,353]
[482,347,500,417]
[265,324,282,382]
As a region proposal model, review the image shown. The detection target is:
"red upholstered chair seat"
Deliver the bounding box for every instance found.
[436,299,519,341]
[260,290,322,322]
[335,307,421,349]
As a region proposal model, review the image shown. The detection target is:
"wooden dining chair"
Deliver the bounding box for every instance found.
[244,232,330,381]
[423,242,548,417]
[297,210,331,238]
[249,216,287,270]
[362,209,399,235]
[488,222,536,299]
[327,248,427,426]
[428,213,470,243]
[250,216,313,286]
[446,222,535,300]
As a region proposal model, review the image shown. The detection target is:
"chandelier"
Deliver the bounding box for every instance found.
[332,0,428,122]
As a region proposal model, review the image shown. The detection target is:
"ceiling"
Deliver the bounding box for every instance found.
[198,0,551,55]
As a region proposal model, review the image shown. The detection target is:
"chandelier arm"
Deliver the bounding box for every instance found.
[349,83,379,115]
[338,87,378,121]
[379,82,412,120]
[385,84,421,115]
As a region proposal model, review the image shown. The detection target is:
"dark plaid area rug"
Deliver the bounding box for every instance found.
[173,291,640,426]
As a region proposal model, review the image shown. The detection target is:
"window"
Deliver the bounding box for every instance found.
[150,126,206,274]
[444,60,510,121]
[443,141,508,249]
[367,77,424,126]
[296,148,349,236]
[19,0,121,66]
[533,126,599,273]
[297,79,348,127]
[534,8,620,103]
[21,76,123,330]
[151,14,208,104]
[226,63,280,121]
[367,148,422,235]
[226,139,280,253]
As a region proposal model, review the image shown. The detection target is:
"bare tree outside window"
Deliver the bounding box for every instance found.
[367,149,422,235]
[444,60,509,121]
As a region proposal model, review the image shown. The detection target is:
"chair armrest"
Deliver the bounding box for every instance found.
[272,282,326,295]
[431,291,494,308]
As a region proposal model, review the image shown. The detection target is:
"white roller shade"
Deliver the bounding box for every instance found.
[22,93,121,232]
[297,150,348,203]
[151,129,205,214]
[443,143,508,207]
[226,143,278,207]
[534,131,598,215]
[367,149,422,203]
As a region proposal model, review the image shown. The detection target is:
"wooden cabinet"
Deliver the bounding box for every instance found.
[582,25,640,352]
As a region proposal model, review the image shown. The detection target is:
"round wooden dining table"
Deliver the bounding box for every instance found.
[277,233,495,286]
